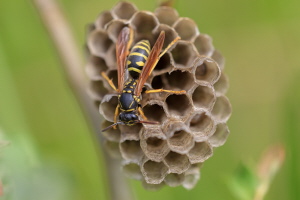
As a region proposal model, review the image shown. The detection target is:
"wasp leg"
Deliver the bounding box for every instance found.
[113,104,120,129]
[138,106,148,120]
[159,36,181,58]
[145,89,186,94]
[101,71,117,91]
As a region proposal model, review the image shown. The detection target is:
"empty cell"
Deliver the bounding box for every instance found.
[106,20,129,42]
[101,120,121,142]
[131,11,159,36]
[153,24,179,50]
[168,130,194,154]
[171,41,198,68]
[194,57,220,84]
[88,30,113,57]
[164,173,184,187]
[142,160,168,184]
[192,85,215,110]
[154,6,179,26]
[193,34,214,57]
[86,56,108,80]
[188,142,213,164]
[95,11,113,30]
[104,140,122,159]
[173,18,199,41]
[88,80,109,101]
[209,123,230,147]
[141,136,169,162]
[214,73,229,97]
[164,151,190,173]
[120,140,143,162]
[189,112,215,140]
[211,50,225,70]
[119,123,142,141]
[122,162,143,180]
[151,75,165,89]
[143,104,167,124]
[166,94,191,118]
[111,1,137,20]
[99,94,118,122]
[154,53,172,72]
[165,70,194,91]
[182,164,200,190]
[211,96,232,123]
[105,45,117,69]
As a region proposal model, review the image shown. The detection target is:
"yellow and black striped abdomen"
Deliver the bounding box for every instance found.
[127,40,150,79]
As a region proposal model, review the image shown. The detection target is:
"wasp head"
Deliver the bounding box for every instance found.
[119,111,139,125]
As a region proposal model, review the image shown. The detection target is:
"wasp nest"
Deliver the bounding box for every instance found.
[86,1,231,189]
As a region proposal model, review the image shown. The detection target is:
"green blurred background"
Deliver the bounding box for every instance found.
[0,0,299,199]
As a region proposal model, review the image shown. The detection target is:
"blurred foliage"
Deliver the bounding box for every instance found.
[0,0,300,199]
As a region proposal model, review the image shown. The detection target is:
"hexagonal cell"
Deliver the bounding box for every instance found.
[188,142,213,164]
[86,23,96,36]
[88,80,109,101]
[153,52,172,73]
[193,57,221,85]
[119,123,142,142]
[142,180,165,191]
[192,84,215,111]
[164,151,190,174]
[106,20,129,43]
[120,140,143,162]
[85,55,108,80]
[173,18,199,41]
[99,94,118,122]
[95,10,113,30]
[165,70,194,91]
[143,103,167,124]
[164,173,184,187]
[182,164,200,190]
[154,6,179,26]
[111,1,138,20]
[165,94,192,119]
[171,41,198,69]
[211,96,232,123]
[151,75,168,90]
[209,123,230,147]
[168,129,194,154]
[193,34,214,57]
[101,120,121,142]
[141,159,168,184]
[140,136,169,162]
[105,45,117,69]
[214,72,229,97]
[130,11,159,41]
[153,24,179,50]
[103,140,121,159]
[88,30,113,58]
[122,161,143,180]
[211,50,225,70]
[188,112,215,141]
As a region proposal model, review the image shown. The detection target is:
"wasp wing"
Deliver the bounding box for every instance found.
[116,27,133,93]
[134,31,165,96]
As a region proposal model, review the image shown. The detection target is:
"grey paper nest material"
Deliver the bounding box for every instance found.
[86,1,231,189]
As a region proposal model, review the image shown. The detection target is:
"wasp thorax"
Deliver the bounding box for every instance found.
[86,1,231,190]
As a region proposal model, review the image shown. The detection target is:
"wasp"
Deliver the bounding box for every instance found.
[101,27,186,132]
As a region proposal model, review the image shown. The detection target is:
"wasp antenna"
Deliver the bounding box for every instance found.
[137,120,159,125]
[101,122,124,132]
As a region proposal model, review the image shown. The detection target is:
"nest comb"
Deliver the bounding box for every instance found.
[85,1,231,190]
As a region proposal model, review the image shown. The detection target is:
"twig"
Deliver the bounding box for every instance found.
[32,0,132,200]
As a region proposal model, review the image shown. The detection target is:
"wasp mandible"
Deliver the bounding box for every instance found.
[101,27,186,132]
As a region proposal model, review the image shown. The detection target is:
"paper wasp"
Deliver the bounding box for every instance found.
[101,27,186,132]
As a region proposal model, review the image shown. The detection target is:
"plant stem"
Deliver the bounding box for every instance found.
[31,0,132,199]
